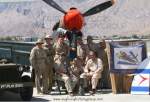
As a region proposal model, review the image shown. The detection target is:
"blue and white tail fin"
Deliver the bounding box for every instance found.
[131,57,150,95]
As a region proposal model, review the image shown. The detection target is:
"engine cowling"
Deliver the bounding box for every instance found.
[63,8,84,30]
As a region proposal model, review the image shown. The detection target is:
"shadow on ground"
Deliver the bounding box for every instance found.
[0,91,48,101]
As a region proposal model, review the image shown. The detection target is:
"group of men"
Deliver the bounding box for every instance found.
[29,32,108,96]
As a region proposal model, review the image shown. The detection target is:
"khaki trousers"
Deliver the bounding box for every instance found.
[55,74,78,93]
[80,73,100,89]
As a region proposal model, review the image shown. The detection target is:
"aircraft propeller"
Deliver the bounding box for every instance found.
[43,0,67,14]
[43,0,115,17]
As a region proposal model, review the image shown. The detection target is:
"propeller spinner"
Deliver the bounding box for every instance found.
[43,0,116,30]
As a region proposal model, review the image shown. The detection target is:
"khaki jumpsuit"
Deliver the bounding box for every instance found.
[80,58,103,89]
[30,46,49,93]
[43,43,55,91]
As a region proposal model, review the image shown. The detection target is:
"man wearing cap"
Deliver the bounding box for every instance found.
[30,39,50,94]
[43,34,55,92]
[53,34,69,71]
[53,35,77,96]
[76,37,88,70]
[56,28,83,59]
[80,51,103,95]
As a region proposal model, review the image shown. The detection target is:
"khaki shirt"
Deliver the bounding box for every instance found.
[69,65,82,77]
[54,42,69,57]
[85,43,99,63]
[29,46,48,70]
[77,44,88,60]
[53,42,69,73]
[43,43,55,64]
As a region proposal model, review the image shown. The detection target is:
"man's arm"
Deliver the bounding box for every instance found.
[84,60,90,73]
[29,48,37,69]
[95,59,103,73]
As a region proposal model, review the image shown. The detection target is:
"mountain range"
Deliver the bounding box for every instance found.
[0,0,150,37]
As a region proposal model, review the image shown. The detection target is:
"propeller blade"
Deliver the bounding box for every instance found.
[83,1,113,17]
[43,0,67,14]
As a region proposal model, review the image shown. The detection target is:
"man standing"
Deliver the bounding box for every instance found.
[97,39,110,89]
[30,39,49,94]
[77,37,88,65]
[80,51,103,95]
[43,34,55,92]
[55,28,83,60]
[53,34,77,96]
[87,36,98,53]
[76,37,89,75]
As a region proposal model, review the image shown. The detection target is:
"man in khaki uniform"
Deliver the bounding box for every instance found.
[69,58,83,78]
[53,34,77,96]
[43,34,55,91]
[97,39,110,88]
[53,34,69,70]
[76,37,89,67]
[30,39,49,94]
[80,51,103,95]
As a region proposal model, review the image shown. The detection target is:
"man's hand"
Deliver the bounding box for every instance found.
[111,0,116,5]
[71,48,76,51]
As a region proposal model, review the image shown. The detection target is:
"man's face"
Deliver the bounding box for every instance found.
[45,38,52,44]
[87,38,93,44]
[99,42,104,48]
[89,53,96,60]
[77,39,82,45]
[37,43,43,48]
[58,37,64,43]
[99,40,106,49]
